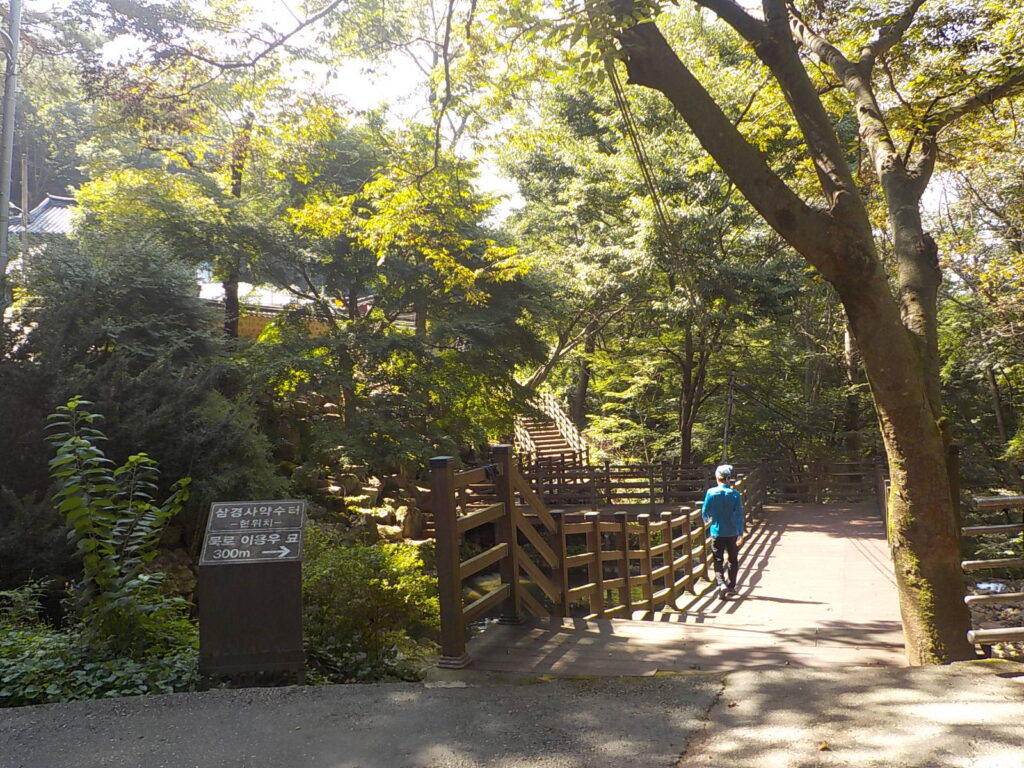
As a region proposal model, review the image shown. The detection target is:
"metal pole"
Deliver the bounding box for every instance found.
[19,151,27,252]
[0,0,23,316]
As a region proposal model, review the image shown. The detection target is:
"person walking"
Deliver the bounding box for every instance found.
[702,464,745,600]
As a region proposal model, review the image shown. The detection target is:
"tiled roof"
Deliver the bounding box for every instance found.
[9,194,75,235]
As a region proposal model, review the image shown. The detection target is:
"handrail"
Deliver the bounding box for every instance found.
[513,418,538,460]
[962,495,1024,650]
[429,448,775,667]
[520,458,773,511]
[430,448,521,669]
[536,391,589,460]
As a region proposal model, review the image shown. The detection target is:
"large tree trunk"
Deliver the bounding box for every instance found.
[836,256,973,664]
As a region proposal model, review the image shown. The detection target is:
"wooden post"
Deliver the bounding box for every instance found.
[661,511,676,608]
[492,445,523,625]
[639,513,653,611]
[875,456,889,522]
[683,505,695,594]
[617,511,633,616]
[604,460,612,506]
[585,511,604,617]
[430,456,469,668]
[552,510,570,617]
[814,459,825,503]
[648,467,657,514]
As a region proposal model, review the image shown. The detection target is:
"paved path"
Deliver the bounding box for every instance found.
[464,503,905,674]
[3,663,1023,768]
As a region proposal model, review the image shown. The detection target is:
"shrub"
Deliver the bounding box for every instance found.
[0,583,198,708]
[302,527,439,682]
[46,397,194,656]
[0,489,73,593]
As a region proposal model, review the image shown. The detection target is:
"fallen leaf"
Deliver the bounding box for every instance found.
[727,701,738,708]
[818,741,831,751]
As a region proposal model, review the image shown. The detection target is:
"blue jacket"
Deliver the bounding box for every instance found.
[702,483,744,537]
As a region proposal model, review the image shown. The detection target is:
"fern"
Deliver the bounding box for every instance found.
[46,397,192,655]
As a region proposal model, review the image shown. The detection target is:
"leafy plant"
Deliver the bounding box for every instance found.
[302,527,439,682]
[0,583,197,708]
[45,397,193,655]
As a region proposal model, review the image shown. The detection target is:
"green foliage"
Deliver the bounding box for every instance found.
[0,583,197,708]
[0,489,72,591]
[45,397,194,656]
[247,121,544,477]
[302,527,439,682]
[5,237,286,549]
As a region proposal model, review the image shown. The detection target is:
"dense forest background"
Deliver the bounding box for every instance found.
[1,0,1022,697]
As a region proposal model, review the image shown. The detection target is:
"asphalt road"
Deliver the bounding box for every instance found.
[0,675,722,768]
[3,662,1023,768]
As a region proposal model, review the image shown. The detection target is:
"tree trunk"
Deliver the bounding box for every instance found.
[571,331,595,429]
[987,366,1009,445]
[606,2,985,662]
[842,318,863,453]
[611,9,974,663]
[222,116,253,339]
[837,259,974,664]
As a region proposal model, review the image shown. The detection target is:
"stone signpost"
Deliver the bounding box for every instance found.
[198,500,307,679]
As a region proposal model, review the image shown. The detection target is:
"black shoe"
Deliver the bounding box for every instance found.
[727,584,737,595]
[717,587,729,600]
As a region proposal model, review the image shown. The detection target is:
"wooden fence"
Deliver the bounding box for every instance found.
[517,454,868,510]
[430,445,768,668]
[769,459,883,504]
[519,454,763,510]
[962,495,1024,650]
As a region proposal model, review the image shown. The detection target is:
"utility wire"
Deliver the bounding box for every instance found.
[605,61,683,262]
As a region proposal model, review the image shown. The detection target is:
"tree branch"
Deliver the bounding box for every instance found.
[857,0,926,73]
[611,7,842,272]
[787,4,901,183]
[691,0,768,46]
[165,0,345,71]
[923,69,1024,135]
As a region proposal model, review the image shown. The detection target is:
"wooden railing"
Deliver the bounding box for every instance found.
[512,418,538,460]
[962,495,1024,650]
[536,392,589,460]
[430,447,768,667]
[519,456,766,511]
[769,459,881,504]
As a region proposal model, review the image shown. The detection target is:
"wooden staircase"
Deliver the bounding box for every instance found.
[515,392,589,466]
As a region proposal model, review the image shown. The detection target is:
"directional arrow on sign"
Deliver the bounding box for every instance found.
[264,545,291,558]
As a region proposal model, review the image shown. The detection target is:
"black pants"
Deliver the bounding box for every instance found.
[711,536,740,589]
